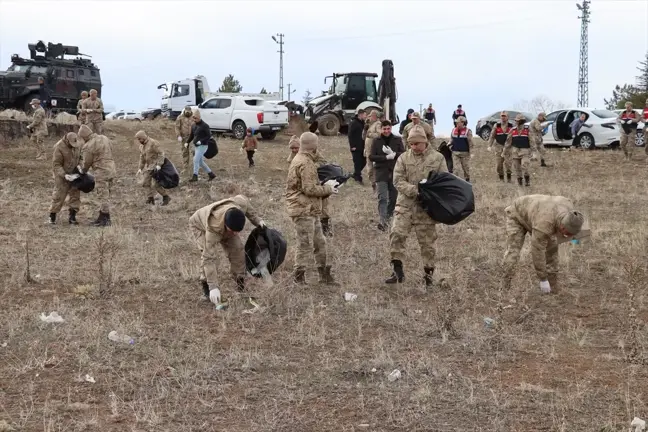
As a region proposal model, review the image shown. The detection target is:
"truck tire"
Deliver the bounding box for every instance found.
[317,114,340,136]
[261,131,277,140]
[232,120,247,140]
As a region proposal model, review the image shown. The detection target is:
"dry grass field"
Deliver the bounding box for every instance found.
[1,119,648,431]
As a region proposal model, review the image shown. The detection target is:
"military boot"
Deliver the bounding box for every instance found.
[385,260,405,284]
[207,172,216,181]
[465,177,470,183]
[540,158,547,167]
[146,197,155,205]
[524,175,531,187]
[293,267,306,284]
[423,266,435,288]
[48,212,56,225]
[161,195,171,206]
[68,209,78,225]
[517,177,523,186]
[235,276,246,292]
[498,174,504,182]
[547,273,559,294]
[317,266,339,285]
[321,218,333,237]
[506,173,512,183]
[201,280,210,300]
[92,212,111,227]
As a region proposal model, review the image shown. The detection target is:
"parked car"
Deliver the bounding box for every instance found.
[141,107,162,120]
[106,110,142,121]
[612,109,644,147]
[475,110,534,141]
[196,95,289,140]
[529,108,620,149]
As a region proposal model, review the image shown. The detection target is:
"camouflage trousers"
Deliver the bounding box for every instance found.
[364,138,375,184]
[142,171,167,198]
[95,179,112,214]
[321,198,329,219]
[389,208,437,268]
[181,136,194,172]
[49,177,80,213]
[31,135,45,158]
[86,120,104,135]
[292,216,327,270]
[190,222,245,285]
[620,130,637,157]
[492,144,511,176]
[452,151,470,179]
[534,137,546,158]
[502,210,558,287]
[510,147,531,178]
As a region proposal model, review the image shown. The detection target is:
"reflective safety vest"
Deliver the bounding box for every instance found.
[494,122,512,145]
[450,127,470,152]
[643,107,648,121]
[621,111,639,132]
[511,126,530,149]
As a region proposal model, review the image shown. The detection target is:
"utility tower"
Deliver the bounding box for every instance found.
[287,83,296,101]
[271,33,285,100]
[576,0,591,107]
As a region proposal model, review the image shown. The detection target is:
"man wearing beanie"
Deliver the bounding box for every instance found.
[386,124,448,288]
[189,195,267,307]
[287,135,300,162]
[286,132,341,285]
[502,194,587,294]
[77,124,116,227]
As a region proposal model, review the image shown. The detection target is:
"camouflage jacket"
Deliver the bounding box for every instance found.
[285,151,334,218]
[82,133,116,181]
[52,139,81,179]
[138,137,166,171]
[175,112,193,137]
[28,107,48,137]
[81,98,104,123]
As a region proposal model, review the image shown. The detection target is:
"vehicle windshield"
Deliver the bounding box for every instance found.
[7,64,28,72]
[333,76,346,95]
[591,109,617,118]
[365,76,377,102]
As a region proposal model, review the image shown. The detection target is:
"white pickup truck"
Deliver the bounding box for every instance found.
[196,95,289,140]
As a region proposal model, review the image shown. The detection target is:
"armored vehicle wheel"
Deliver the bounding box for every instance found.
[317,114,340,136]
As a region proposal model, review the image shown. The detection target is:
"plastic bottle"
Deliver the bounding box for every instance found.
[108,330,134,344]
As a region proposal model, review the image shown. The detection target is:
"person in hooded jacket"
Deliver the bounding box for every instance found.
[135,130,170,206]
[77,124,116,227]
[48,132,82,225]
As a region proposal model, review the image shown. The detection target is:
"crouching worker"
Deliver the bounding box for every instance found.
[189,195,267,307]
[48,132,82,225]
[135,130,170,206]
[286,132,340,284]
[502,194,586,294]
[386,124,448,287]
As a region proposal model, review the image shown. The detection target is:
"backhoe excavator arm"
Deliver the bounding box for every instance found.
[378,59,398,125]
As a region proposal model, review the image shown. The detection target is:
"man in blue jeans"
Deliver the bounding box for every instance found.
[569,113,592,148]
[185,110,216,182]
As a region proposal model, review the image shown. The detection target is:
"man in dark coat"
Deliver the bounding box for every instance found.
[348,109,367,183]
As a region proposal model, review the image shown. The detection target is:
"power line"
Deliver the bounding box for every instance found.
[577,0,591,107]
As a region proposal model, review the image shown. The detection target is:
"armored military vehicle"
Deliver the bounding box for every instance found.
[0,41,102,114]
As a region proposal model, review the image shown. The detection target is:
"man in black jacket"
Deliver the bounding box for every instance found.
[348,109,367,183]
[399,108,414,134]
[185,110,216,182]
[369,120,405,231]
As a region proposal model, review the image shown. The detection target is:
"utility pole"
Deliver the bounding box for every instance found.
[287,83,296,101]
[419,104,423,115]
[271,33,285,100]
[576,0,590,107]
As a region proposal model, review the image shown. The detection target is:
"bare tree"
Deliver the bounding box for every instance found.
[514,95,567,115]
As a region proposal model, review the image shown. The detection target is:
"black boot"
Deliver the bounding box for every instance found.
[189,174,198,182]
[293,267,306,284]
[48,212,56,224]
[506,173,512,183]
[235,276,246,292]
[161,195,171,206]
[524,175,530,187]
[540,158,547,167]
[146,197,155,205]
[424,266,434,288]
[92,212,111,227]
[517,177,523,186]
[68,209,78,225]
[321,218,332,237]
[208,172,216,181]
[498,174,504,181]
[201,281,210,300]
[465,177,470,183]
[385,260,405,284]
[317,265,339,285]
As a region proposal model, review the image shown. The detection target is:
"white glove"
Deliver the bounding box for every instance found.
[239,148,243,154]
[382,145,394,155]
[470,154,474,159]
[209,286,222,305]
[177,136,182,142]
[26,125,31,130]
[64,174,80,181]
[196,141,201,146]
[136,169,142,175]
[324,179,340,189]
[86,109,94,113]
[184,142,189,148]
[76,166,84,174]
[539,280,551,294]
[259,220,267,229]
[155,165,161,171]
[386,153,396,160]
[487,146,492,152]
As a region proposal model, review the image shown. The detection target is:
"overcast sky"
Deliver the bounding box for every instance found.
[1,0,647,133]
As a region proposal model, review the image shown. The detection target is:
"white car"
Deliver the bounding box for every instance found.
[612,109,645,147]
[196,95,289,140]
[106,110,143,121]
[532,108,621,149]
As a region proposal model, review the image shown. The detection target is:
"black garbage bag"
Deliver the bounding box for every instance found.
[245,227,288,277]
[417,171,474,225]
[437,140,453,173]
[151,158,180,189]
[71,172,95,193]
[317,163,351,185]
[204,136,218,159]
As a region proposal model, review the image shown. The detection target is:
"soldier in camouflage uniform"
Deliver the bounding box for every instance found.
[312,149,334,237]
[285,132,340,285]
[287,135,300,162]
[504,114,535,187]
[77,91,88,125]
[25,98,48,160]
[175,106,194,175]
[386,124,448,287]
[401,112,434,144]
[364,110,381,189]
[487,111,513,182]
[529,112,548,167]
[502,194,585,294]
[617,101,641,160]
[448,116,474,182]
[81,89,104,134]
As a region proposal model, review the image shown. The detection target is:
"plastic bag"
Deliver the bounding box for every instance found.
[204,136,218,159]
[417,171,474,225]
[151,157,179,189]
[317,164,351,185]
[245,227,287,277]
[71,172,95,193]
